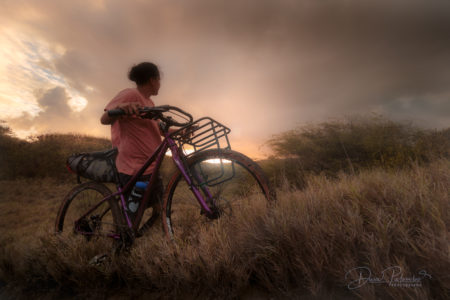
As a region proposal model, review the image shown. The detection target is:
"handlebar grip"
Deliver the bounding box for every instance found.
[107,109,125,116]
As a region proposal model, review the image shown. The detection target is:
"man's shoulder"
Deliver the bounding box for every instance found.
[105,88,140,110]
[117,88,139,97]
[112,88,142,102]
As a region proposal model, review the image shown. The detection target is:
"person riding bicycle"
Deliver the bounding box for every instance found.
[100,62,164,209]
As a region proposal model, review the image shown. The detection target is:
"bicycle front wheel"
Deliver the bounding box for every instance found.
[55,181,123,248]
[162,149,275,241]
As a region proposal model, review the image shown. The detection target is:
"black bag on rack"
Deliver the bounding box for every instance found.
[66,148,118,183]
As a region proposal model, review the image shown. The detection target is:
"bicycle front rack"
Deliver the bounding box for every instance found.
[170,117,231,156]
[170,117,235,187]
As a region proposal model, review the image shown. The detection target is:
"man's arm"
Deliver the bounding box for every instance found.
[100,102,141,125]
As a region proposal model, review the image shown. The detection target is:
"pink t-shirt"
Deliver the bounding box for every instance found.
[105,88,162,175]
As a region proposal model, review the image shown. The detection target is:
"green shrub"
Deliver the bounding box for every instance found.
[0,123,112,180]
[0,124,177,180]
[267,115,450,184]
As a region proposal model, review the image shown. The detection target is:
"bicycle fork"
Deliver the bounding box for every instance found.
[167,138,217,218]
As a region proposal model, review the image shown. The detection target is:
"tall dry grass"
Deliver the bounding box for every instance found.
[0,160,448,299]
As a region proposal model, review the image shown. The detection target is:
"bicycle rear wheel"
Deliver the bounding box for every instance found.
[162,149,275,241]
[55,181,123,249]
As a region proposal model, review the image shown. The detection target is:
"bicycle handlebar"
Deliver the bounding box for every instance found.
[107,105,193,127]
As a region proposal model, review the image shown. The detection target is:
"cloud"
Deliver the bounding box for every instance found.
[6,86,99,136]
[1,0,450,156]
[38,87,69,114]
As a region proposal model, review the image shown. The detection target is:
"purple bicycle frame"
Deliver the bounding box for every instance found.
[74,130,214,236]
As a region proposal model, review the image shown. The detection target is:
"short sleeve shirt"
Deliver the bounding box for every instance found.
[104,88,162,175]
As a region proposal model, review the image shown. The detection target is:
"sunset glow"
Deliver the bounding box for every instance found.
[1,0,449,159]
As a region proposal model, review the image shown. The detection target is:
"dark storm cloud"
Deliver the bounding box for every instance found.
[2,0,450,155]
[8,87,98,134]
[38,87,71,115]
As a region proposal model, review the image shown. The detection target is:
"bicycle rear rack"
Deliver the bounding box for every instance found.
[170,117,235,187]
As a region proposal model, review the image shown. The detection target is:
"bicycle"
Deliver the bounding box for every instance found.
[55,105,276,251]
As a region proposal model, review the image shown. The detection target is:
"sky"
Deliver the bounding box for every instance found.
[1,0,450,158]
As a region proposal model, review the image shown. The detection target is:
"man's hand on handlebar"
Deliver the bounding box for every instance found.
[115,102,141,116]
[103,105,194,127]
[100,102,143,125]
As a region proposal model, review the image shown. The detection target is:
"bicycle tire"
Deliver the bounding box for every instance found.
[162,149,275,240]
[55,181,124,247]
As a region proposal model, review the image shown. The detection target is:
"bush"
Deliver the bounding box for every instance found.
[0,123,112,180]
[0,124,177,181]
[267,115,450,184]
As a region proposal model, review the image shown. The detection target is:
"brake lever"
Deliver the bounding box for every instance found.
[136,105,193,126]
[138,107,164,119]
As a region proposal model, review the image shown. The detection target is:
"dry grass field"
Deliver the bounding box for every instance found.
[0,159,448,299]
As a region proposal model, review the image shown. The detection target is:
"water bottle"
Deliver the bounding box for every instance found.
[127,181,148,214]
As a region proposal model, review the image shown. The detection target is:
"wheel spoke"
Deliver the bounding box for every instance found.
[163,149,275,241]
[55,182,123,250]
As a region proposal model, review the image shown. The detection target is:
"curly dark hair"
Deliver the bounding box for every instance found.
[128,62,160,85]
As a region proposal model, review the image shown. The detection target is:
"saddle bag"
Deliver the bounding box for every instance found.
[66,148,118,183]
